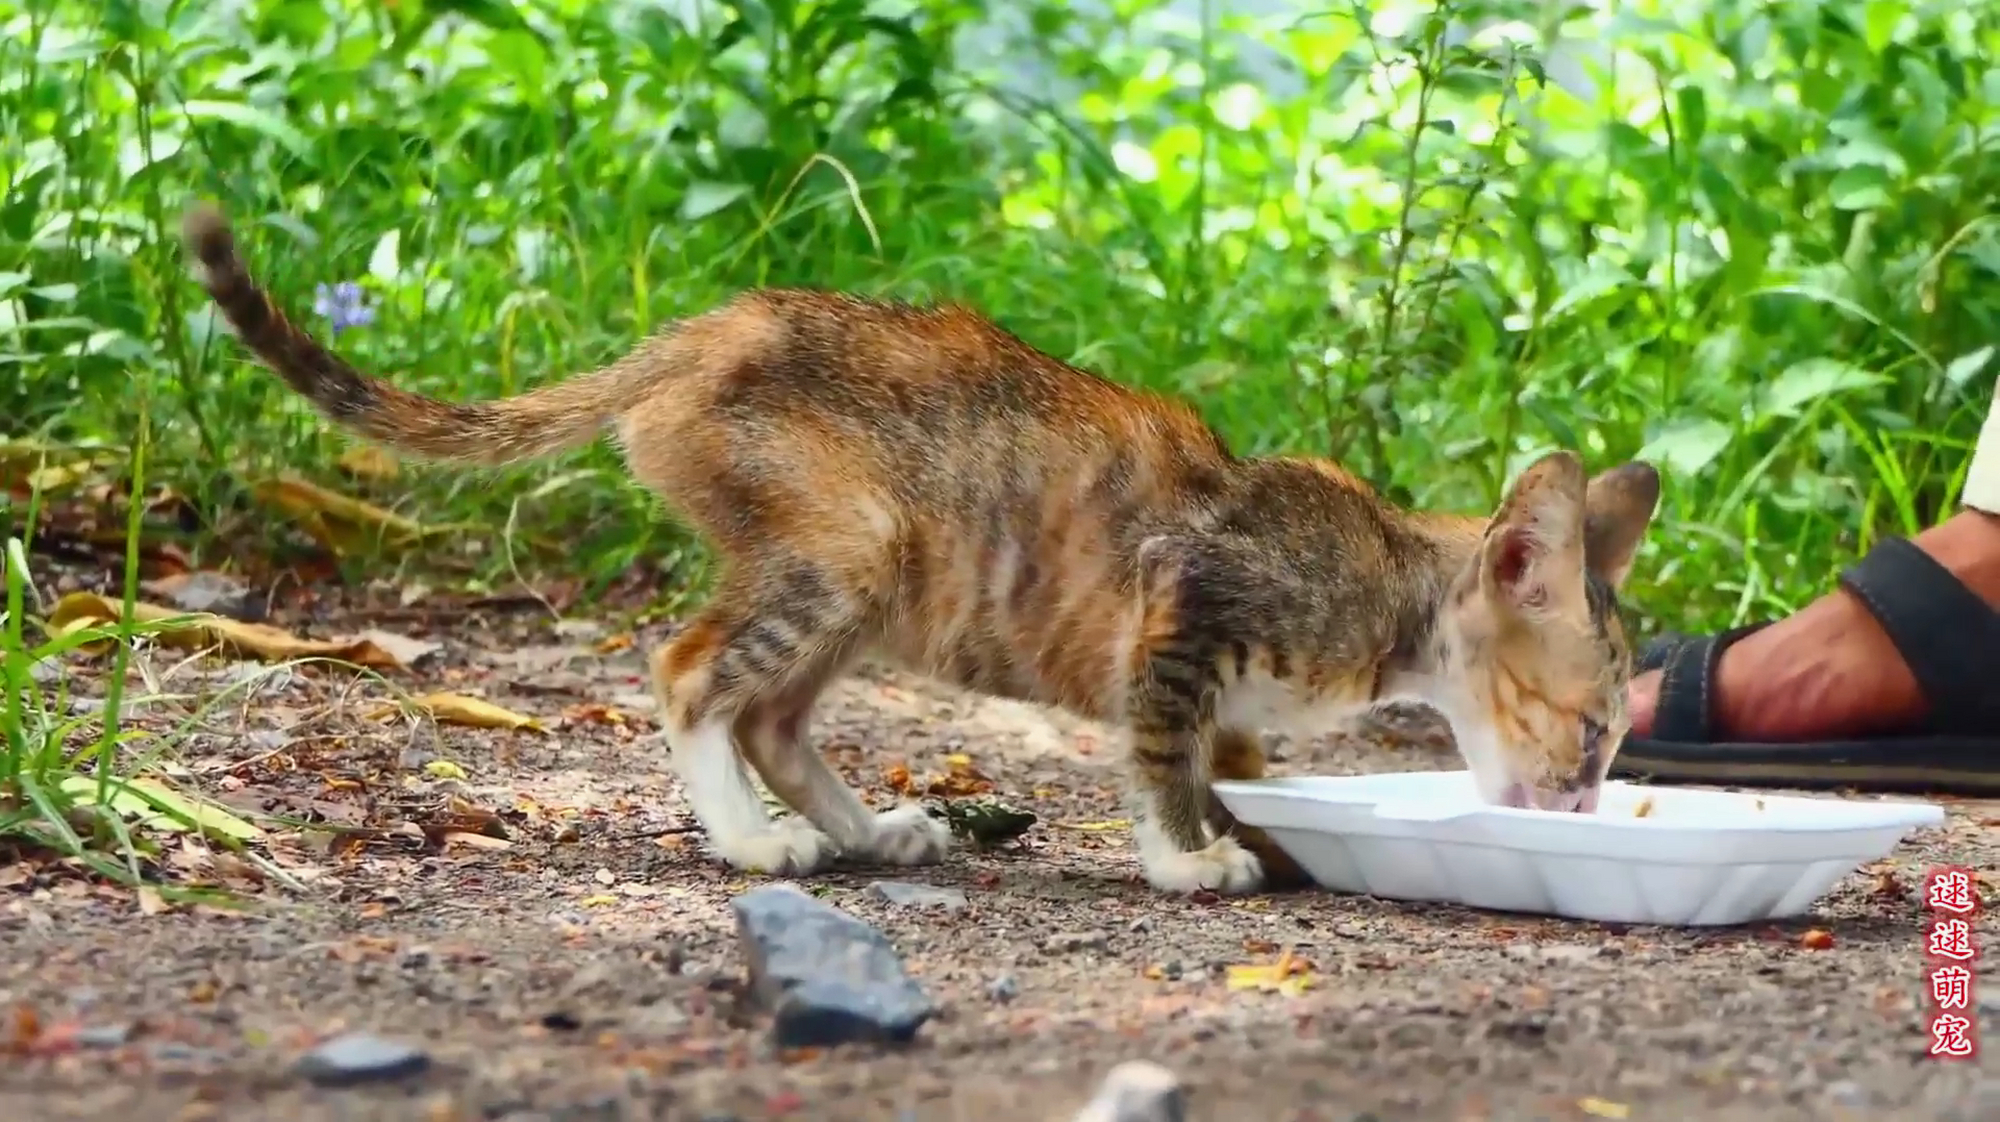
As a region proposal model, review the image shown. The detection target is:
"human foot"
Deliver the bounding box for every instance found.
[1626,508,2000,744]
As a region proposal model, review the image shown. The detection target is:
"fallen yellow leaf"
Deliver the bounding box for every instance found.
[0,440,117,494]
[45,591,406,670]
[380,693,545,732]
[337,445,401,480]
[424,760,469,781]
[251,472,461,555]
[1053,819,1132,832]
[442,831,512,852]
[1224,948,1314,997]
[57,774,265,843]
[1578,1098,1630,1119]
[580,894,619,907]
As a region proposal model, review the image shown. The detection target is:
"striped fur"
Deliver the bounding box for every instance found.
[182,201,1660,895]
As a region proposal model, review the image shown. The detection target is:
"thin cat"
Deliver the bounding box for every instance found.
[179,201,1660,896]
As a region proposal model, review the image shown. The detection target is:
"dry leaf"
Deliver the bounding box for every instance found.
[442,832,512,852]
[356,629,442,668]
[251,472,457,555]
[337,445,401,481]
[137,886,168,917]
[1054,819,1132,832]
[923,753,993,796]
[0,440,116,495]
[581,894,618,907]
[46,591,405,671]
[1224,949,1314,997]
[883,763,913,794]
[562,702,629,726]
[377,693,545,732]
[424,760,469,781]
[1577,1098,1630,1119]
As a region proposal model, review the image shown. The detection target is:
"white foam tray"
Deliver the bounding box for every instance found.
[1212,771,1945,926]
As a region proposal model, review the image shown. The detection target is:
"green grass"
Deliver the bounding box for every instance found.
[3,0,1999,866]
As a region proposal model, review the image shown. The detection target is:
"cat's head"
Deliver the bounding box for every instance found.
[1430,452,1660,813]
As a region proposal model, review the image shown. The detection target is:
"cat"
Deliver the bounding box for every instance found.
[179,201,1660,895]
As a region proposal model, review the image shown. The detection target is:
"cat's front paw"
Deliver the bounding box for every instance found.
[1141,834,1265,895]
[866,804,952,866]
[712,817,834,876]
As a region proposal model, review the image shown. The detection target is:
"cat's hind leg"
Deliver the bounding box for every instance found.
[650,555,945,875]
[734,676,950,868]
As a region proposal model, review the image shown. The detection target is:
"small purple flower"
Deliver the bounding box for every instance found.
[312,281,375,336]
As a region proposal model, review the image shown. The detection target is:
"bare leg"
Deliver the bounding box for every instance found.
[1628,377,2000,740]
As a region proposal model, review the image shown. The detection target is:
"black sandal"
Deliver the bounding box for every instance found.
[1611,536,2000,795]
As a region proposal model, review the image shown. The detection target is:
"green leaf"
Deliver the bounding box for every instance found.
[928,798,1036,848]
[681,181,750,221]
[1545,263,1633,322]
[1863,0,1905,52]
[1637,418,1732,478]
[1675,85,1706,149]
[1827,165,1891,210]
[179,99,312,160]
[57,775,263,842]
[1762,358,1886,417]
[124,777,265,842]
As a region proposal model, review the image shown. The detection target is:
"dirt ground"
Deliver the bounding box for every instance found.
[3,585,1996,1122]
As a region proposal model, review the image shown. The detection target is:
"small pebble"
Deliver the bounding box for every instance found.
[1071,1059,1185,1122]
[1042,930,1108,955]
[987,974,1020,1003]
[868,881,970,911]
[294,1032,432,1087]
[77,1024,132,1048]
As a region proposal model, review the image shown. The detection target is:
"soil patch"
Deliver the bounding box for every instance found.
[3,593,1994,1121]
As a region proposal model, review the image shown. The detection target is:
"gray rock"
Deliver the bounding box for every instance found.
[868,881,969,911]
[293,1032,431,1087]
[1071,1060,1186,1122]
[730,883,933,1049]
[987,973,1020,1002]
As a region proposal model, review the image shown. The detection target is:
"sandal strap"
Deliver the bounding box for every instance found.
[1647,624,1766,744]
[1835,536,2000,737]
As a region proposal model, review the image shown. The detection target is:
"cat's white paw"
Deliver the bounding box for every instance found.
[1140,834,1265,895]
[713,817,834,876]
[866,804,952,866]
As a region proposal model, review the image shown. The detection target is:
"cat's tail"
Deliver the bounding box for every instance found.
[180,202,679,467]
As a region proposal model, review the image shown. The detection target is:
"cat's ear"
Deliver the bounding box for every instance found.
[1479,451,1588,619]
[1582,461,1660,589]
